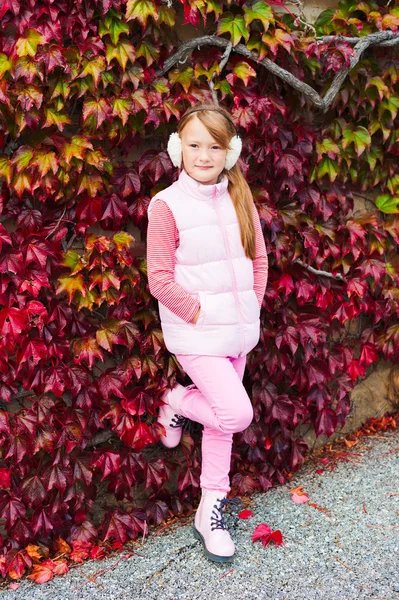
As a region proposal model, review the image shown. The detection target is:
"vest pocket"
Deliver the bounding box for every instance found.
[251,289,261,319]
[194,290,206,329]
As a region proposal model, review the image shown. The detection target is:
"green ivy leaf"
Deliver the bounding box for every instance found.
[113,232,135,251]
[0,155,13,185]
[30,150,58,178]
[314,8,334,31]
[56,274,86,303]
[261,32,279,56]
[387,173,399,196]
[316,157,338,182]
[136,38,159,66]
[77,173,104,197]
[156,5,176,27]
[244,1,274,29]
[0,53,13,77]
[106,40,136,71]
[49,79,70,101]
[376,194,399,214]
[80,56,107,88]
[99,14,130,45]
[342,124,371,157]
[247,34,269,61]
[61,250,84,274]
[11,146,34,173]
[301,56,321,78]
[205,0,223,21]
[152,77,169,94]
[12,172,33,197]
[379,95,399,121]
[126,0,158,27]
[75,289,99,312]
[364,145,383,172]
[112,98,133,126]
[316,138,340,159]
[365,76,389,101]
[217,13,249,46]
[43,109,72,132]
[274,29,295,53]
[15,28,43,57]
[194,61,220,81]
[82,98,111,131]
[231,61,256,85]
[169,67,194,93]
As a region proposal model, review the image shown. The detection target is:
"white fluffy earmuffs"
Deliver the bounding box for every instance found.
[167,132,242,170]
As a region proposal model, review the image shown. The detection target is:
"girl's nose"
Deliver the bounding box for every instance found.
[199,148,211,162]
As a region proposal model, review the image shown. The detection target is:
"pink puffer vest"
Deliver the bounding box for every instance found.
[147,169,260,358]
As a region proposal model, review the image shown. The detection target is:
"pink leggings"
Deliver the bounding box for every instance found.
[174,354,253,494]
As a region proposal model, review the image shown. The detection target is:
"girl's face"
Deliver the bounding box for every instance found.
[180,116,227,185]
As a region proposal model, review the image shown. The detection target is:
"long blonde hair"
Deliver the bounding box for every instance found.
[176,103,256,260]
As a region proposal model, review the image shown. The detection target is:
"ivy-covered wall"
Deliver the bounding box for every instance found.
[0,0,398,581]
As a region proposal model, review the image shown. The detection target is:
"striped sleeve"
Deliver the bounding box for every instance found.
[147,199,200,323]
[252,203,268,309]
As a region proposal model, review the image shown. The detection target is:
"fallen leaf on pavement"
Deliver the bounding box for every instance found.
[238,509,254,519]
[252,523,284,548]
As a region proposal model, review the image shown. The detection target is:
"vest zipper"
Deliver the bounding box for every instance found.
[212,187,246,356]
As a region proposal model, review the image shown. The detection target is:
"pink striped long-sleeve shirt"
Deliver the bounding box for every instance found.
[147,200,268,323]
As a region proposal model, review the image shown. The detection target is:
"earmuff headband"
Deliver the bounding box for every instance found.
[167,108,242,171]
[179,107,237,133]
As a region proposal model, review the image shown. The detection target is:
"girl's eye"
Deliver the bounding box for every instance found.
[188,144,221,149]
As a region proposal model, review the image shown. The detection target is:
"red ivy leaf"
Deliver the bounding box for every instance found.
[52,560,69,576]
[102,510,133,544]
[122,421,154,451]
[27,563,54,584]
[0,468,11,489]
[238,509,254,519]
[252,523,284,547]
[138,150,173,184]
[89,545,106,560]
[252,523,271,542]
[7,549,32,580]
[112,166,141,198]
[0,495,26,529]
[70,540,92,563]
[70,520,98,543]
[0,307,28,338]
[92,450,121,481]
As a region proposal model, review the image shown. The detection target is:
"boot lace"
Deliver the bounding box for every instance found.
[170,415,201,434]
[210,497,242,532]
[170,414,188,429]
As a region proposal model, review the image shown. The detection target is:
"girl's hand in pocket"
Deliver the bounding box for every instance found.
[192,307,201,324]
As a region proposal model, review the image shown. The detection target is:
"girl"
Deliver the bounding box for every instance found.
[146,102,268,563]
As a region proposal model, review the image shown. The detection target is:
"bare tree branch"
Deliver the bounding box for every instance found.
[285,0,317,36]
[155,31,399,112]
[294,258,345,281]
[45,206,66,240]
[209,42,232,105]
[322,31,397,111]
[318,34,399,47]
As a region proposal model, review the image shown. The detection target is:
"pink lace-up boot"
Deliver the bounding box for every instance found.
[193,489,240,563]
[157,383,187,448]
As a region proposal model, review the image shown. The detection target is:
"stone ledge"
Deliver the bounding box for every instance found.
[299,360,398,451]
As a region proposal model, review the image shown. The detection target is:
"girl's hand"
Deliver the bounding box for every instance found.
[192,307,201,324]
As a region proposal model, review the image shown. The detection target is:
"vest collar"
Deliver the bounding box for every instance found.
[178,169,229,199]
